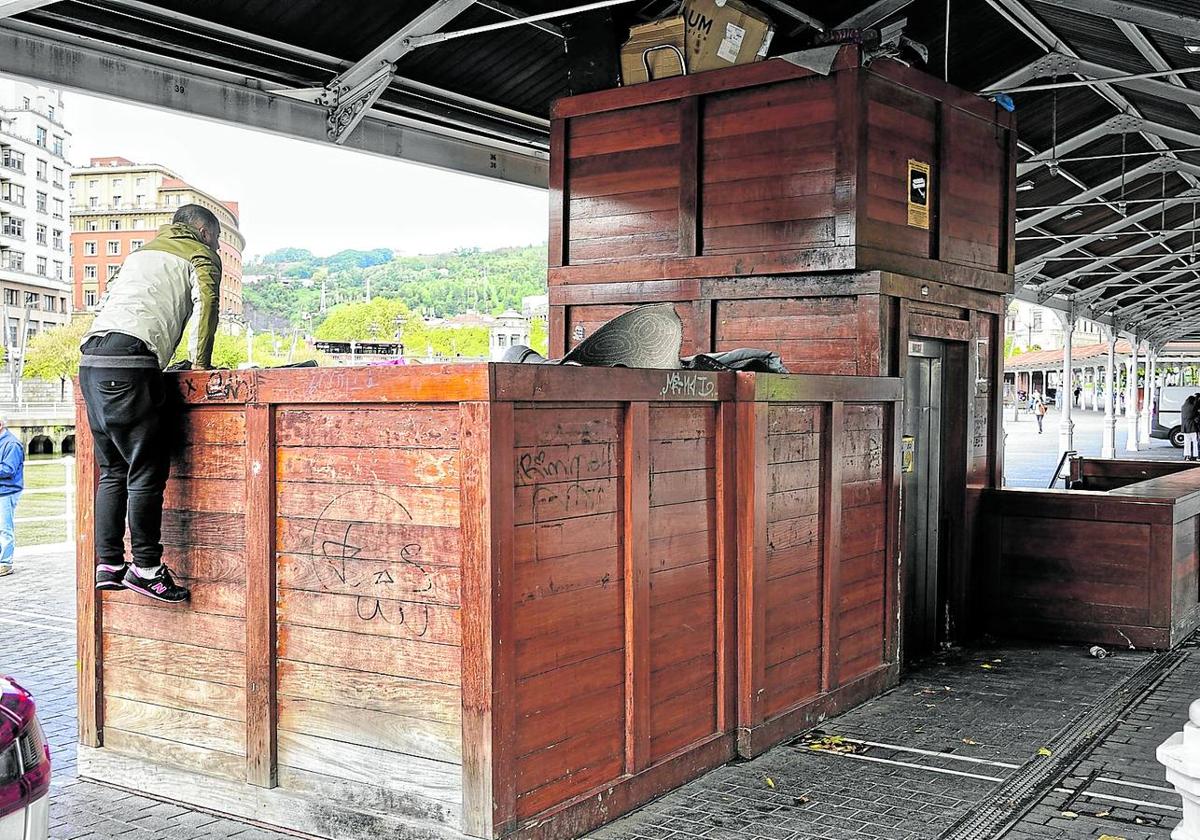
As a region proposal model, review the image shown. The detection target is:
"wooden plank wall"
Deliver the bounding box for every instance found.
[646,405,720,761]
[860,76,936,260]
[940,108,1007,272]
[699,78,838,256]
[761,404,823,716]
[715,298,861,374]
[509,403,626,819]
[837,404,888,683]
[986,491,1171,649]
[100,408,249,781]
[566,102,682,264]
[272,405,465,824]
[736,384,899,759]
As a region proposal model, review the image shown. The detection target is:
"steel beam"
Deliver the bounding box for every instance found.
[0,23,548,187]
[1035,0,1200,39]
[1018,157,1190,232]
[1117,21,1200,124]
[836,0,916,29]
[0,1,52,19]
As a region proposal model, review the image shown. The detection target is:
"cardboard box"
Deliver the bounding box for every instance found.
[682,0,774,73]
[620,16,688,85]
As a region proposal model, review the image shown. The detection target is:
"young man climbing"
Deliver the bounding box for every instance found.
[79,204,223,603]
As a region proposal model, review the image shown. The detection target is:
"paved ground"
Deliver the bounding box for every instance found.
[2,547,1194,840]
[1003,405,1182,488]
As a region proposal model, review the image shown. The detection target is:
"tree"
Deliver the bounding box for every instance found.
[529,316,548,355]
[315,299,410,341]
[23,316,94,399]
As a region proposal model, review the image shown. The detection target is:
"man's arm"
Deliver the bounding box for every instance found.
[0,441,21,481]
[189,251,221,369]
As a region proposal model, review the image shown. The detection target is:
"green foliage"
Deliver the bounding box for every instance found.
[314,299,410,342]
[244,244,548,329]
[172,326,321,368]
[22,316,94,382]
[529,317,547,355]
[399,313,488,358]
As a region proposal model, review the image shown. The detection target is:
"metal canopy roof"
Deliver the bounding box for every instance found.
[3,0,1200,342]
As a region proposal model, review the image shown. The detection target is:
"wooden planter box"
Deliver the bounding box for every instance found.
[734,374,902,757]
[984,465,1200,650]
[75,364,901,840]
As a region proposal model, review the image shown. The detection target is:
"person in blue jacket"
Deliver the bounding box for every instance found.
[0,418,23,576]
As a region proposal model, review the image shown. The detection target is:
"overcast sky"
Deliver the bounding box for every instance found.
[63,91,549,260]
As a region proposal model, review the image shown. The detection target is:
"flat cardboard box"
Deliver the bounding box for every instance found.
[620,16,688,85]
[682,0,774,73]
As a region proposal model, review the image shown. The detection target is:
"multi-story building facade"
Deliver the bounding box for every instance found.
[1005,298,1104,354]
[69,157,244,317]
[0,80,72,357]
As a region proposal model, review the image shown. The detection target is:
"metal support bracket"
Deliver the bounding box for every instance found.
[1030,52,1081,78]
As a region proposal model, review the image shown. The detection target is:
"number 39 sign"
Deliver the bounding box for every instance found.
[907,159,932,230]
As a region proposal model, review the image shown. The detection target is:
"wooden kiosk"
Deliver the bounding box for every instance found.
[75,47,1014,840]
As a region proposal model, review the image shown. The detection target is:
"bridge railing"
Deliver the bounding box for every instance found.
[15,456,74,547]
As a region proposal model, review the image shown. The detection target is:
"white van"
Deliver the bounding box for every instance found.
[1154,386,1200,448]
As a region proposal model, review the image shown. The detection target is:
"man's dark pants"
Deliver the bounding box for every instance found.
[80,336,168,570]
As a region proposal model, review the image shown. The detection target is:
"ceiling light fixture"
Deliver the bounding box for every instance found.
[1063,209,1084,220]
[1017,180,1036,192]
[1187,41,1200,55]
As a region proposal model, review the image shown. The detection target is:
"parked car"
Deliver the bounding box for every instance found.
[0,676,49,840]
[1154,385,1198,448]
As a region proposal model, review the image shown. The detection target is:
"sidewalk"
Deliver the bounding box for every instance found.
[0,546,1193,840]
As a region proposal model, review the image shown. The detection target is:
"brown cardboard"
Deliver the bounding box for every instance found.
[682,0,774,73]
[620,16,688,85]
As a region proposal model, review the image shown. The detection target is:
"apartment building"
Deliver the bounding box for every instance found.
[0,79,72,356]
[1005,298,1105,353]
[70,157,244,317]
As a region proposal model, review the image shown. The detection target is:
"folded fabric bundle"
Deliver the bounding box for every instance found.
[500,303,789,373]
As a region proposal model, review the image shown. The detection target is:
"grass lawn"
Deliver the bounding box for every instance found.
[16,458,70,546]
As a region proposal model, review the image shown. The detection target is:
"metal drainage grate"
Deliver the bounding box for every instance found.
[937,649,1186,840]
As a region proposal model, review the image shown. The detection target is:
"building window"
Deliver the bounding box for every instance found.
[1,218,24,239]
[35,257,46,276]
[107,264,120,281]
[107,240,120,256]
[35,159,47,181]
[52,136,63,157]
[52,198,62,219]
[24,292,38,308]
[134,218,147,230]
[1032,311,1043,331]
[52,229,62,250]
[35,126,46,148]
[52,261,62,280]
[1,252,23,273]
[2,290,16,306]
[52,167,63,188]
[109,219,121,231]
[85,220,98,232]
[42,294,54,312]
[113,178,124,190]
[84,241,97,256]
[1,149,23,172]
[111,195,122,207]
[47,105,55,122]
[88,179,98,190]
[35,192,47,213]
[130,239,144,251]
[35,224,46,246]
[85,290,97,308]
[134,195,145,207]
[497,335,507,347]
[84,265,97,280]
[0,183,23,205]
[88,196,99,209]
[59,297,66,313]
[25,323,37,339]
[7,320,17,347]
[21,97,29,109]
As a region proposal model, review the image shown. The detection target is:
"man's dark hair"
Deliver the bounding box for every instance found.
[172,204,221,240]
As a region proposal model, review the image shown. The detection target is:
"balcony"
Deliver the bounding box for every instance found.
[0,159,23,175]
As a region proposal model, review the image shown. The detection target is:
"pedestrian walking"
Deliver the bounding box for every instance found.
[1074,385,1082,408]
[1031,391,1048,434]
[79,204,224,602]
[0,418,24,577]
[1183,393,1200,461]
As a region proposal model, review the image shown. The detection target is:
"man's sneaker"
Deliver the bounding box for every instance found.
[95,563,127,590]
[122,565,190,603]
[0,566,11,577]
